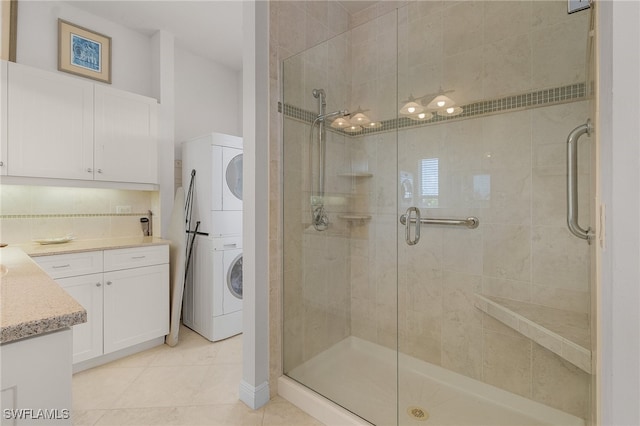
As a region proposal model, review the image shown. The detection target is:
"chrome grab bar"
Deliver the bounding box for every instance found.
[399,214,479,229]
[404,207,421,245]
[566,120,594,243]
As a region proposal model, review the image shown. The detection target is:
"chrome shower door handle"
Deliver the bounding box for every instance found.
[404,207,421,246]
[566,119,594,243]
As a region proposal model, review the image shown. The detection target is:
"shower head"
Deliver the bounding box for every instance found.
[312,88,326,99]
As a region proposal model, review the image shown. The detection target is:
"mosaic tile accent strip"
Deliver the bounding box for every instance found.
[281,102,317,123]
[0,213,150,219]
[281,82,588,136]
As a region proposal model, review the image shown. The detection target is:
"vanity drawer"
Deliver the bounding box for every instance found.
[103,245,168,272]
[34,251,103,279]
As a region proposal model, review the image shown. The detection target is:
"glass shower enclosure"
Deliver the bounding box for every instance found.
[282,2,595,425]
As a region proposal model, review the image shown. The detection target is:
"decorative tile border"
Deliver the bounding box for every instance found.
[0,213,149,219]
[281,82,588,136]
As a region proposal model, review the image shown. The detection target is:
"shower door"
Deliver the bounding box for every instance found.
[396,2,593,425]
[281,11,400,426]
[282,2,593,425]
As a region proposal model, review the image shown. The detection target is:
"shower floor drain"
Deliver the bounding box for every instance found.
[407,406,429,421]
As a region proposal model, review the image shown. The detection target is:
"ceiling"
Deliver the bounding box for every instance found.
[70,1,379,72]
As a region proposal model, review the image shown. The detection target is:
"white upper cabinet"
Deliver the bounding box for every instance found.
[5,62,158,184]
[94,86,158,184]
[7,61,94,179]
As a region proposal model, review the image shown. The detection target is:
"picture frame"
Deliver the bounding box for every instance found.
[58,19,111,84]
[1,0,18,61]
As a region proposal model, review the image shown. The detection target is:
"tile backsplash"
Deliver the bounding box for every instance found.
[0,185,160,244]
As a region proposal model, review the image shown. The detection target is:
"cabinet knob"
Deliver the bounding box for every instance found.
[87,168,93,173]
[106,281,112,285]
[97,169,103,174]
[96,282,102,287]
[0,161,4,167]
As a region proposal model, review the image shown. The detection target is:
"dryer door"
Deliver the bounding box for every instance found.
[223,147,243,211]
[223,249,243,314]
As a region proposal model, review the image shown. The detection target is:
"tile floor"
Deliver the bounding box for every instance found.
[72,325,324,426]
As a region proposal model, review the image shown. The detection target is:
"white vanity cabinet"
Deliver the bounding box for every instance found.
[1,60,8,176]
[34,245,169,366]
[5,62,158,184]
[56,273,104,363]
[1,328,73,425]
[102,246,169,353]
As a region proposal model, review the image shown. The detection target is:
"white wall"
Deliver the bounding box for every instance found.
[174,45,242,157]
[17,1,153,97]
[240,0,270,410]
[599,1,640,425]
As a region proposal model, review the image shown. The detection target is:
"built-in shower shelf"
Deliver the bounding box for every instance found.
[474,294,592,374]
[337,214,372,222]
[338,172,373,178]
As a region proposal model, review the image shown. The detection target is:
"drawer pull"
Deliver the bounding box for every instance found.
[52,264,71,269]
[223,244,237,248]
[131,255,146,260]
[96,283,102,287]
[106,281,113,285]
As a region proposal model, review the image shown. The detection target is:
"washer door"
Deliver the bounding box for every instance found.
[227,253,243,299]
[224,251,243,314]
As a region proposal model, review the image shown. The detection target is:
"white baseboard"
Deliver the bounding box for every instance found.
[278,376,371,426]
[239,379,270,409]
[72,337,164,373]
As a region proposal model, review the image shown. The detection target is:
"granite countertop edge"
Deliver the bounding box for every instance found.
[0,309,87,344]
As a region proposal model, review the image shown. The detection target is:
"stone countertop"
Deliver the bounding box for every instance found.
[17,236,170,257]
[1,237,170,344]
[0,247,87,343]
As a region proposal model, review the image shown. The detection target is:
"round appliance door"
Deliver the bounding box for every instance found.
[227,252,243,299]
[223,147,243,211]
[226,154,243,200]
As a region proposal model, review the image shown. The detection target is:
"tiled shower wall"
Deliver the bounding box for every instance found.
[0,185,159,243]
[345,1,591,418]
[347,101,591,418]
[282,116,354,369]
[269,0,353,396]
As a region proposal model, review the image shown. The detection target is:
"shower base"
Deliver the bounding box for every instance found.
[281,336,584,426]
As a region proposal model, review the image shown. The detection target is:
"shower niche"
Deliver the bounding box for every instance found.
[337,172,373,225]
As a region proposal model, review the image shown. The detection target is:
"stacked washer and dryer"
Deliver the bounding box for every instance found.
[181,132,243,342]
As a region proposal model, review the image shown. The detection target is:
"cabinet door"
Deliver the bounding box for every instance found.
[0,60,7,176]
[7,62,94,179]
[103,264,169,354]
[57,274,104,363]
[94,85,158,184]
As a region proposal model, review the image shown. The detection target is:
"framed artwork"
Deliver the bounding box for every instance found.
[1,0,18,61]
[58,19,111,83]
